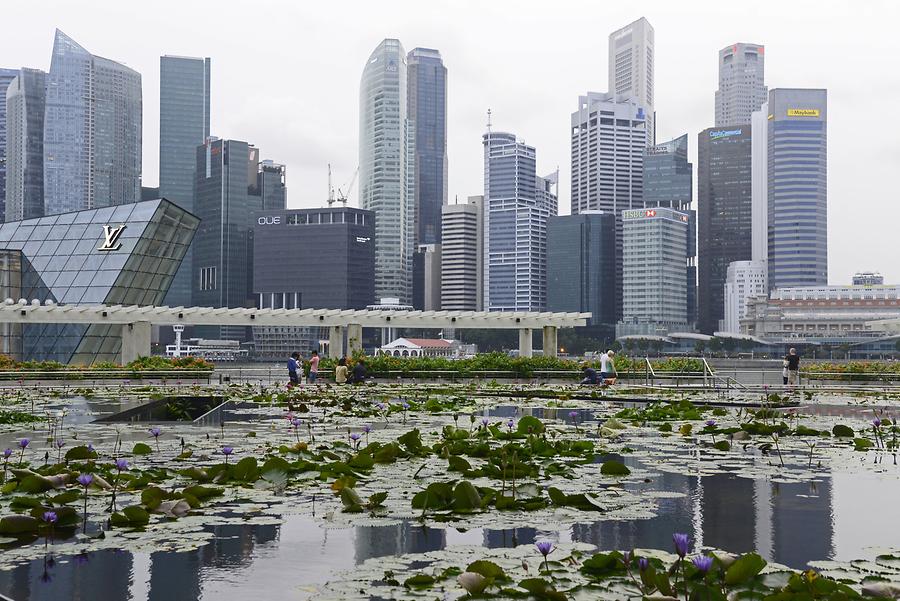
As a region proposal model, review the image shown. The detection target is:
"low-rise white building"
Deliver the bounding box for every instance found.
[722,260,768,333]
[377,337,461,358]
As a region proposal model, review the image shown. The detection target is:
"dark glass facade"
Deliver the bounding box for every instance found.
[0,68,20,222]
[0,199,198,363]
[547,212,616,327]
[407,48,447,246]
[697,126,752,334]
[4,68,46,223]
[159,56,210,307]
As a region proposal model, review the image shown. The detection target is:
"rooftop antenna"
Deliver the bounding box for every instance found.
[327,163,335,207]
[486,108,492,133]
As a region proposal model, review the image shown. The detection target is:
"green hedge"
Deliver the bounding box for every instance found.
[0,354,213,372]
[803,361,900,378]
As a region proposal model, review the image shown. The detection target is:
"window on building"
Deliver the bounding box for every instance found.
[199,266,217,291]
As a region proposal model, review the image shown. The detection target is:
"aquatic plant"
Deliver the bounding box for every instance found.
[149,427,161,453]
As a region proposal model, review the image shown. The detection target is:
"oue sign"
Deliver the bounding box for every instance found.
[257,216,281,225]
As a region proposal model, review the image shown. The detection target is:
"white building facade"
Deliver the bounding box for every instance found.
[608,17,654,144]
[722,260,768,333]
[441,196,483,311]
[715,43,767,127]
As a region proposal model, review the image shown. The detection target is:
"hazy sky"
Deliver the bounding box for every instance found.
[4,0,899,283]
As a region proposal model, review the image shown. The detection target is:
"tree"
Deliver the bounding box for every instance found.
[694,340,707,355]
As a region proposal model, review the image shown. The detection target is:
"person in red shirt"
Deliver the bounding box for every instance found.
[308,350,320,384]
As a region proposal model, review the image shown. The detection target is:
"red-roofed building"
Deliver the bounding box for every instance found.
[377,337,460,357]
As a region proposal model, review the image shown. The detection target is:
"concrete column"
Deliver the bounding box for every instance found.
[518,328,533,358]
[328,325,344,359]
[120,321,151,365]
[347,324,363,356]
[542,326,558,358]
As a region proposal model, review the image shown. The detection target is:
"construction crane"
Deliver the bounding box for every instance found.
[327,165,358,207]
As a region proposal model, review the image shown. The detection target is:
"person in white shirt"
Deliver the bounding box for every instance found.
[599,350,616,381]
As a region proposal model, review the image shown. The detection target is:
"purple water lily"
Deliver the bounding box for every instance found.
[363,424,372,434]
[481,417,489,428]
[115,458,129,471]
[673,532,690,558]
[222,446,233,463]
[535,541,554,556]
[873,418,882,428]
[17,438,29,467]
[42,511,58,524]
[18,438,29,449]
[149,428,161,452]
[506,419,515,432]
[705,419,717,428]
[76,473,93,487]
[2,448,10,459]
[692,555,714,574]
[350,433,361,442]
[638,557,649,571]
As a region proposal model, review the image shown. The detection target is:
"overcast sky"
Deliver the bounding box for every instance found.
[4,0,899,283]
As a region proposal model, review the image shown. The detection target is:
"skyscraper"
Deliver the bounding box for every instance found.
[43,30,142,216]
[440,196,483,311]
[697,125,753,334]
[0,69,19,222]
[407,48,447,247]
[258,160,287,210]
[159,55,210,307]
[608,17,655,144]
[751,102,769,264]
[547,211,616,328]
[359,39,413,303]
[643,134,696,326]
[715,43,767,127]
[193,139,285,341]
[412,243,441,310]
[571,91,647,320]
[483,131,557,312]
[766,88,828,289]
[4,68,46,222]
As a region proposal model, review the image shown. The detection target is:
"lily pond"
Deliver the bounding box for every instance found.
[0,380,899,600]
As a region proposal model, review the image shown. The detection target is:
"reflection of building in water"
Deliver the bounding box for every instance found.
[354,522,446,564]
[0,548,132,601]
[701,473,756,554]
[770,479,834,568]
[484,527,538,548]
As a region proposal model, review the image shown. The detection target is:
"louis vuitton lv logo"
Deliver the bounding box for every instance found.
[98,225,126,251]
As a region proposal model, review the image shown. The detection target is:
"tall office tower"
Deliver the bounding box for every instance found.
[257,160,287,210]
[608,17,655,144]
[0,69,18,222]
[193,139,285,341]
[440,195,483,311]
[546,211,616,329]
[715,43,767,127]
[751,102,769,264]
[412,243,442,310]
[407,48,447,246]
[643,134,696,325]
[43,30,142,216]
[4,69,46,222]
[483,131,557,312]
[159,55,210,307]
[722,260,768,333]
[620,207,689,335]
[767,89,828,289]
[360,39,413,303]
[571,92,647,320]
[697,125,753,334]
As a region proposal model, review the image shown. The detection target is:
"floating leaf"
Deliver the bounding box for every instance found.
[0,515,39,535]
[725,552,767,585]
[600,460,631,476]
[64,445,97,461]
[132,442,153,455]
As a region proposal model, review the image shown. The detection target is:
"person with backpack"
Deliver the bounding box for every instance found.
[287,352,300,387]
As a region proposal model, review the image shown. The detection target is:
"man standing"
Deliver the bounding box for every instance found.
[786,348,800,387]
[287,352,300,387]
[600,350,616,382]
[308,350,320,384]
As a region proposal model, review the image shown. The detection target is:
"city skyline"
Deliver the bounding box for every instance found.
[2,1,897,282]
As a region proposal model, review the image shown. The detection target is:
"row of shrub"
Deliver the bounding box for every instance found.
[0,354,213,372]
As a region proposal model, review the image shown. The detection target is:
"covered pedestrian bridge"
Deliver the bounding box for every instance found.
[0,300,590,364]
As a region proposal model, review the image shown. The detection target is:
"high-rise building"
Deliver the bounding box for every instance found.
[359,39,413,304]
[0,69,19,222]
[412,243,441,310]
[250,206,375,359]
[258,160,287,210]
[4,68,46,222]
[440,196,483,311]
[547,211,616,328]
[723,260,768,333]
[853,272,884,286]
[483,131,557,312]
[697,125,753,334]
[766,88,828,289]
[571,92,647,320]
[407,48,447,247]
[43,30,142,216]
[608,17,655,144]
[193,139,285,341]
[751,102,769,264]
[715,43,767,127]
[643,134,696,325]
[159,55,210,307]
[620,207,689,334]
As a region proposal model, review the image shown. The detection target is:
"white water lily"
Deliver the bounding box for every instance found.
[861,581,900,598]
[457,571,487,594]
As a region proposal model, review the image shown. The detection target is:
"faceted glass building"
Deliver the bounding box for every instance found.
[0,199,198,364]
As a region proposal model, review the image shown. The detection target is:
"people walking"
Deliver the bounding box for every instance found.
[287,352,300,387]
[785,348,800,388]
[335,356,349,384]
[308,350,320,384]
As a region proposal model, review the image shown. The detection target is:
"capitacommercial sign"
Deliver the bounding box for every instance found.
[97,225,126,251]
[709,128,742,140]
[787,108,820,117]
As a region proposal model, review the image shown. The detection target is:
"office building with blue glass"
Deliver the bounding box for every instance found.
[0,199,198,364]
[0,68,19,222]
[4,68,46,223]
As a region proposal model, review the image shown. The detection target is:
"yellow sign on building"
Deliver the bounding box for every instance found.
[787,108,820,117]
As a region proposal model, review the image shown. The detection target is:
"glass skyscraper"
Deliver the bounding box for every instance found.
[697,125,753,334]
[4,68,46,223]
[359,39,413,303]
[159,55,210,307]
[766,89,828,289]
[407,48,447,247]
[715,43,767,127]
[43,30,142,216]
[0,68,20,222]
[483,131,557,312]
